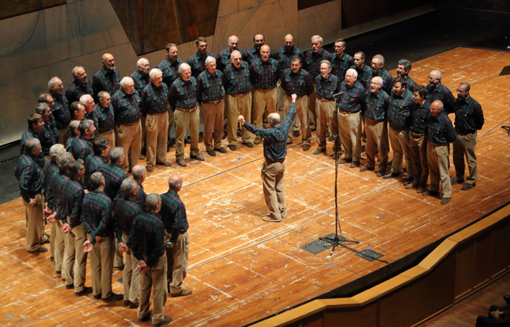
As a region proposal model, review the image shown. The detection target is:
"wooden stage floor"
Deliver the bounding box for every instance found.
[1,47,510,326]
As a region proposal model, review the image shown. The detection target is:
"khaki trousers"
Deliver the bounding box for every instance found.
[170,232,189,294]
[453,131,478,184]
[409,131,429,187]
[145,112,169,165]
[338,111,362,162]
[167,105,175,140]
[427,142,452,198]
[315,99,338,150]
[388,126,413,177]
[57,128,68,145]
[277,83,300,132]
[175,107,200,159]
[122,233,140,304]
[138,253,168,325]
[262,160,286,221]
[63,224,88,292]
[141,116,146,149]
[284,95,311,144]
[24,192,45,252]
[116,121,142,171]
[227,94,253,145]
[308,85,317,128]
[54,220,65,275]
[202,100,224,150]
[99,130,116,163]
[88,233,115,299]
[365,118,389,171]
[253,88,277,128]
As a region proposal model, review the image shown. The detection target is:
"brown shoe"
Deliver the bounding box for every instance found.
[156,160,172,167]
[349,161,359,168]
[129,301,139,309]
[146,165,154,172]
[190,153,205,161]
[176,158,187,167]
[207,149,216,156]
[254,137,262,144]
[287,137,292,144]
[170,288,192,297]
[339,158,352,164]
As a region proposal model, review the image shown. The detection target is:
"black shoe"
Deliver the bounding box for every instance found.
[42,237,50,244]
[114,265,124,271]
[339,158,352,164]
[215,147,227,154]
[461,183,475,191]
[138,310,153,322]
[302,144,310,151]
[129,301,139,309]
[153,316,173,327]
[123,300,129,306]
[359,166,374,172]
[56,271,61,275]
[28,247,48,253]
[504,295,510,304]
[313,147,325,155]
[422,190,440,197]
[66,284,74,289]
[167,138,175,148]
[242,142,254,148]
[207,149,216,156]
[94,293,102,299]
[228,144,236,151]
[222,131,227,139]
[237,129,242,137]
[102,293,124,302]
[332,152,341,160]
[184,136,191,144]
[361,145,366,153]
[383,172,400,179]
[441,197,451,205]
[293,130,300,137]
[310,125,316,132]
[450,177,464,185]
[75,287,93,297]
[328,135,336,142]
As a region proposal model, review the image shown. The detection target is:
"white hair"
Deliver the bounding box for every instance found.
[346,68,358,78]
[137,58,149,68]
[72,66,84,78]
[311,35,323,44]
[48,77,60,88]
[120,76,134,88]
[178,63,191,74]
[231,50,242,59]
[149,68,162,80]
[205,56,216,65]
[79,94,92,105]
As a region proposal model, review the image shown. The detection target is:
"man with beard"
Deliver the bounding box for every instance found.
[243,33,275,65]
[351,51,373,90]
[275,34,303,138]
[157,43,183,149]
[384,76,414,182]
[451,82,484,191]
[92,53,120,102]
[250,45,280,145]
[396,59,417,93]
[95,91,116,149]
[304,35,332,132]
[371,54,393,95]
[426,69,455,113]
[223,50,254,151]
[169,63,204,166]
[217,35,239,71]
[408,85,430,193]
[187,37,214,78]
[362,76,390,175]
[49,77,71,144]
[112,77,142,172]
[66,66,93,104]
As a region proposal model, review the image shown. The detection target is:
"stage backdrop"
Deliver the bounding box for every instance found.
[0,0,434,147]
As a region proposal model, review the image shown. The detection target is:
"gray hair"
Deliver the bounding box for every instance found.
[79,94,92,106]
[120,76,134,88]
[268,113,281,125]
[149,68,162,80]
[145,193,161,211]
[398,59,412,71]
[109,147,123,164]
[346,68,358,78]
[35,102,49,114]
[230,50,242,59]
[373,54,385,65]
[178,63,191,74]
[97,90,109,100]
[72,66,84,78]
[48,77,60,88]
[168,175,183,191]
[68,159,84,177]
[205,56,216,66]
[57,152,74,171]
[320,60,331,69]
[24,138,40,154]
[90,172,104,190]
[131,164,146,181]
[78,119,94,135]
[311,35,323,44]
[371,76,383,86]
[137,58,149,68]
[120,178,138,198]
[49,144,65,161]
[38,93,52,103]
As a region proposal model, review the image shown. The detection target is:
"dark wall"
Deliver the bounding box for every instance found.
[438,0,510,30]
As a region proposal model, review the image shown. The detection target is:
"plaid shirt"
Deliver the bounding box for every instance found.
[316,74,341,100]
[20,129,44,168]
[130,69,151,93]
[111,88,142,125]
[243,46,276,65]
[250,58,279,90]
[372,68,394,95]
[65,80,92,104]
[275,46,305,72]
[133,180,147,210]
[216,47,233,71]
[80,190,113,244]
[92,67,120,101]
[403,76,418,92]
[113,196,140,243]
[129,210,166,267]
[339,80,366,113]
[84,154,106,188]
[280,68,314,97]
[40,124,57,155]
[388,88,414,129]
[453,96,484,134]
[351,64,373,89]
[156,57,183,87]
[169,77,197,110]
[95,103,115,133]
[56,175,84,227]
[365,89,390,121]
[43,160,60,210]
[70,136,93,161]
[410,102,431,134]
[50,92,71,130]
[15,154,44,203]
[48,170,66,212]
[331,52,353,80]
[101,163,127,200]
[427,112,457,144]
[187,51,214,77]
[140,82,169,115]
[223,62,252,95]
[65,136,75,152]
[196,69,225,102]
[426,83,455,113]
[160,190,189,241]
[304,49,332,79]
[244,103,296,161]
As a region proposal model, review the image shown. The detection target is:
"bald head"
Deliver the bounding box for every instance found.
[260,45,271,62]
[132,164,146,182]
[268,113,281,127]
[168,175,183,192]
[430,100,444,117]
